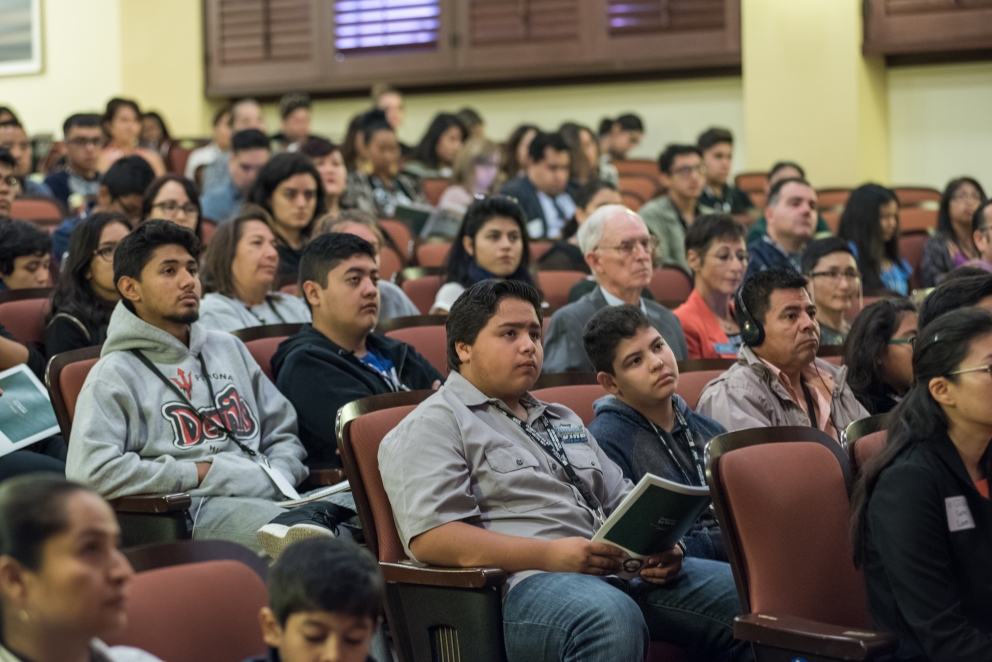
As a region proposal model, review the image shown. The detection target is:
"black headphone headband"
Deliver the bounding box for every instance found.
[735,288,764,347]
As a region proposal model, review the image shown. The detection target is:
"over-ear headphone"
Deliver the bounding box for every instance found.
[735,288,764,347]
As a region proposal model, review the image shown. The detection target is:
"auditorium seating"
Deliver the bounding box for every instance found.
[422,177,450,206]
[380,315,449,375]
[416,240,451,267]
[399,267,446,314]
[380,218,414,259]
[899,207,937,233]
[124,539,268,579]
[614,158,662,182]
[899,231,928,291]
[11,197,64,229]
[845,414,888,474]
[706,426,897,661]
[893,186,941,207]
[619,174,661,205]
[0,287,52,346]
[621,190,645,211]
[649,265,693,303]
[380,245,404,281]
[231,323,303,381]
[536,270,587,309]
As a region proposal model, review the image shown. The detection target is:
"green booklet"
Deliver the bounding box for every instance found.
[592,473,711,567]
[0,365,60,456]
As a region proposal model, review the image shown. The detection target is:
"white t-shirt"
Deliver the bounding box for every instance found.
[430,282,466,314]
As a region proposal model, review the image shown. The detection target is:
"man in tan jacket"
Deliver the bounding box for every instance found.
[696,269,867,442]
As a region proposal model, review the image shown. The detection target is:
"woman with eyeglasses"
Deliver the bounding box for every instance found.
[45,212,132,357]
[141,175,202,240]
[248,153,326,280]
[802,237,861,346]
[921,177,987,287]
[851,307,992,662]
[673,215,747,359]
[838,183,913,296]
[431,196,538,314]
[844,298,918,415]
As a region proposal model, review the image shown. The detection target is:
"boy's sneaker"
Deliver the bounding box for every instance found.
[257,522,335,560]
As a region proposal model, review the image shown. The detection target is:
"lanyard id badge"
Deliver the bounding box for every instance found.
[650,407,707,487]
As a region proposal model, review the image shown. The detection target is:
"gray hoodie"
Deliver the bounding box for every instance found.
[66,302,308,500]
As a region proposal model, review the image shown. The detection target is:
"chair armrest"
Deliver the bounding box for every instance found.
[109,493,192,514]
[381,562,507,589]
[734,613,898,661]
[306,469,347,487]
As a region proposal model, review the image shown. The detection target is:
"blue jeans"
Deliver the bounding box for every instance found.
[502,558,751,662]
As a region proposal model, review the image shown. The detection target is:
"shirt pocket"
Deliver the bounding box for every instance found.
[485,446,561,513]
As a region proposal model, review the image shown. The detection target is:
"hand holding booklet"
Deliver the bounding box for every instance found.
[591,473,711,578]
[0,365,60,458]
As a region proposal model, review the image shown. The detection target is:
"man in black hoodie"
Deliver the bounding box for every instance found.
[271,233,443,468]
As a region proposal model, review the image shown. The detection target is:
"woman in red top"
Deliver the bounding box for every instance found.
[674,214,748,359]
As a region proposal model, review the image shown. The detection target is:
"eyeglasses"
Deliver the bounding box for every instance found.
[597,236,660,256]
[810,269,861,282]
[66,137,102,147]
[0,175,18,188]
[93,244,118,261]
[670,165,703,178]
[888,337,915,347]
[949,363,992,378]
[951,192,983,203]
[152,201,199,216]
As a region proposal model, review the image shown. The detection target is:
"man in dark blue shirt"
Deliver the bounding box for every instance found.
[744,177,817,282]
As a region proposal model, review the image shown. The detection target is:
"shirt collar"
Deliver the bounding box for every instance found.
[442,371,554,420]
[761,234,803,270]
[600,286,647,314]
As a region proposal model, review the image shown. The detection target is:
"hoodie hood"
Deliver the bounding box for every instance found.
[102,301,207,363]
[591,393,692,432]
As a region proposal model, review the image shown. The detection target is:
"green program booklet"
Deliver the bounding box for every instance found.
[592,473,711,570]
[0,364,60,456]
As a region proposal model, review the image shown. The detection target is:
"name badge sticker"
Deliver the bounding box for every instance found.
[555,424,588,443]
[945,496,975,532]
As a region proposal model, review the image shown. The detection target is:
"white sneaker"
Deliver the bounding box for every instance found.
[257,522,336,560]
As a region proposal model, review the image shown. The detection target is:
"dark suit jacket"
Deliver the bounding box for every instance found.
[543,287,688,373]
[499,174,572,239]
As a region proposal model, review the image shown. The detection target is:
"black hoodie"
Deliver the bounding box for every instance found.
[271,324,444,468]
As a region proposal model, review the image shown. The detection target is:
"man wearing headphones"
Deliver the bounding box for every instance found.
[696,269,866,442]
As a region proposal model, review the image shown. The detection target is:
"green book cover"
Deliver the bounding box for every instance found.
[0,364,60,455]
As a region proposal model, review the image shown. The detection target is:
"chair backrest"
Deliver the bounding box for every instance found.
[0,291,52,346]
[416,241,451,267]
[384,324,448,375]
[422,177,450,206]
[899,231,928,291]
[536,270,587,309]
[400,271,446,314]
[337,391,433,562]
[620,190,644,211]
[817,188,851,210]
[379,218,414,258]
[899,207,937,233]
[199,217,218,248]
[106,559,267,662]
[529,240,553,262]
[734,172,767,194]
[232,322,303,381]
[820,208,841,233]
[614,158,661,181]
[707,427,871,629]
[124,539,269,580]
[619,174,660,204]
[47,344,103,439]
[11,198,64,225]
[649,266,693,304]
[893,186,941,207]
[532,382,606,425]
[675,369,726,409]
[380,245,404,281]
[846,413,889,473]
[844,295,885,323]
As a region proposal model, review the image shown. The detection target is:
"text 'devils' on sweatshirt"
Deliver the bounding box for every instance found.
[66,302,308,501]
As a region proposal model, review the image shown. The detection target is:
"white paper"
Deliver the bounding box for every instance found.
[945,496,975,532]
[0,364,60,457]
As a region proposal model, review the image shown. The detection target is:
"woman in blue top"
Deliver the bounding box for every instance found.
[838,183,913,295]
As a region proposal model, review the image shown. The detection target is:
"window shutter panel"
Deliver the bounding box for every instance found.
[607,0,725,37]
[469,0,579,45]
[333,0,441,57]
[864,0,992,55]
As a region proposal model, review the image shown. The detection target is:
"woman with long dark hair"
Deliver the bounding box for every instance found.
[344,110,427,219]
[430,196,538,314]
[838,183,912,295]
[247,153,327,279]
[921,177,986,287]
[141,174,202,240]
[851,308,992,661]
[501,123,539,181]
[45,212,132,356]
[404,113,466,179]
[559,122,601,196]
[843,298,918,415]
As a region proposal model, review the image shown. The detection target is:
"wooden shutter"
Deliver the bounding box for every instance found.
[469,0,580,45]
[332,0,441,56]
[864,0,992,55]
[606,0,725,37]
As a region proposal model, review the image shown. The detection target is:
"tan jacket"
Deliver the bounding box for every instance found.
[696,346,868,440]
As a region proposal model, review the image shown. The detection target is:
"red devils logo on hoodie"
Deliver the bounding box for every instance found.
[162,384,259,449]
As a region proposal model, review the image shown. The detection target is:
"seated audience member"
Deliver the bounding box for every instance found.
[456,107,485,139]
[0,149,16,217]
[199,210,311,333]
[139,112,173,163]
[921,177,986,287]
[674,214,747,359]
[300,137,347,219]
[345,110,427,218]
[340,111,370,173]
[969,199,992,272]
[272,233,442,468]
[745,161,832,244]
[141,174,202,240]
[430,196,538,314]
[200,129,270,223]
[46,213,132,356]
[696,128,753,215]
[0,108,15,124]
[852,308,992,661]
[434,137,501,227]
[270,92,312,153]
[250,537,384,662]
[539,179,622,273]
[403,112,466,179]
[52,155,156,262]
[544,205,687,372]
[379,279,747,662]
[917,272,992,329]
[95,98,165,177]
[314,210,420,322]
[559,122,602,198]
[0,475,164,662]
[744,177,818,281]
[844,298,918,415]
[44,113,102,209]
[640,144,714,269]
[500,131,575,239]
[597,113,643,185]
[184,105,232,182]
[371,82,412,157]
[202,98,266,195]
[0,220,51,291]
[0,119,52,197]
[696,269,867,438]
[838,183,912,295]
[65,221,355,556]
[584,305,728,561]
[802,237,860,345]
[248,153,326,279]
[500,123,538,181]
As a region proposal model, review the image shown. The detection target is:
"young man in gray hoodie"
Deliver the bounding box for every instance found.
[65,220,352,558]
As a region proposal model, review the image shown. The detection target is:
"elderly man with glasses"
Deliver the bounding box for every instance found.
[543,205,688,373]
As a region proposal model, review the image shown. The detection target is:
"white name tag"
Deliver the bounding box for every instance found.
[945,496,975,532]
[259,459,301,501]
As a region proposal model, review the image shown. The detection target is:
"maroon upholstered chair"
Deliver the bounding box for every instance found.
[0,288,52,346]
[536,270,588,309]
[380,316,448,376]
[231,323,303,381]
[846,414,889,474]
[399,267,447,314]
[649,265,693,303]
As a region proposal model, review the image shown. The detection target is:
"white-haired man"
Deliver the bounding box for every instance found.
[544,205,688,373]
